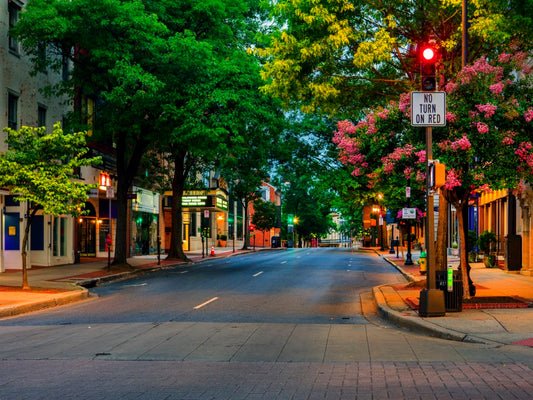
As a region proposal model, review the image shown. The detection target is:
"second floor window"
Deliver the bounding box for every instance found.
[8,2,20,53]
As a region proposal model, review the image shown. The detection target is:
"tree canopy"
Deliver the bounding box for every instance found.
[260,0,533,115]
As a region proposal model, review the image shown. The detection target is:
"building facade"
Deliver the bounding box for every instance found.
[0,0,75,271]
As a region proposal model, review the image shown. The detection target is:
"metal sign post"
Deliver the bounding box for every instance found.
[418,126,445,317]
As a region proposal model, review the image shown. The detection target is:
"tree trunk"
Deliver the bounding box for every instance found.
[166,151,189,261]
[113,130,149,266]
[21,205,38,290]
[114,175,130,266]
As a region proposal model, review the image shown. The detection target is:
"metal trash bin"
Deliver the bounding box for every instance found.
[271,236,281,248]
[436,270,463,312]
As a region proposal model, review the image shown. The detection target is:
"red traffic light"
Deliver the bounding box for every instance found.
[420,45,437,91]
[422,47,435,61]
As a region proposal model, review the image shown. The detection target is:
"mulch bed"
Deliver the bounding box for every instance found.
[405,295,531,310]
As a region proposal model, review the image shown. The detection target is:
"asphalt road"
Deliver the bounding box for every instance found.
[0,247,406,326]
[1,248,532,399]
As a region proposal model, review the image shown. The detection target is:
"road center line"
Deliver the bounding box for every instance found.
[193,297,219,310]
[281,261,287,264]
[253,271,264,277]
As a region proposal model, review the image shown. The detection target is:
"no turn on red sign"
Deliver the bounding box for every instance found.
[411,91,446,127]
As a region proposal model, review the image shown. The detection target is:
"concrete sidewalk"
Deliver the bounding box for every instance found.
[0,246,260,318]
[372,247,533,347]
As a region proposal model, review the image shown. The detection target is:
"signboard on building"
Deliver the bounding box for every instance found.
[182,195,209,207]
[410,91,446,127]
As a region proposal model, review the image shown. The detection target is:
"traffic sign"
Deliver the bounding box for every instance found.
[411,91,446,126]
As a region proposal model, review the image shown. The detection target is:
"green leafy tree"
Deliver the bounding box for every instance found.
[252,199,278,232]
[13,0,168,266]
[0,124,101,289]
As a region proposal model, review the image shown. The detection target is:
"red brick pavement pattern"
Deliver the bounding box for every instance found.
[1,360,532,399]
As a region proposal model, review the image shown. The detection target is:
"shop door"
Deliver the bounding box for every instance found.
[183,224,190,251]
[78,218,96,256]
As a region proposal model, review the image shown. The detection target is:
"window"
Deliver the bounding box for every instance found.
[8,2,20,53]
[38,105,47,127]
[8,93,18,130]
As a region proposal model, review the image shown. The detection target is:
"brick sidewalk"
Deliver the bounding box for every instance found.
[1,359,531,399]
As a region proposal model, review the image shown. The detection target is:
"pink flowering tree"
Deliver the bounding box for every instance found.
[334,50,533,298]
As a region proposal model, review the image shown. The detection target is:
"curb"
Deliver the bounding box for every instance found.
[373,285,474,342]
[0,289,90,319]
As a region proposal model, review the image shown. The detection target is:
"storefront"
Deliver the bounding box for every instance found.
[2,194,75,270]
[130,186,160,256]
[163,188,229,252]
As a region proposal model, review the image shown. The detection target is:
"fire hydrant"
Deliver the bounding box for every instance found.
[419,251,427,274]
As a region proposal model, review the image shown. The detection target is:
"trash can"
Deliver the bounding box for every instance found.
[271,236,281,248]
[419,251,427,274]
[435,270,463,312]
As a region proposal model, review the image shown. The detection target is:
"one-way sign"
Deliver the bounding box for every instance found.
[411,91,446,127]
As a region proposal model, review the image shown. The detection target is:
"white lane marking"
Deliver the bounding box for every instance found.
[180,271,188,274]
[281,261,287,264]
[125,283,147,287]
[253,271,264,277]
[193,297,219,310]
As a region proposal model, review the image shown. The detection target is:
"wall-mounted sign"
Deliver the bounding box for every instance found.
[8,226,16,236]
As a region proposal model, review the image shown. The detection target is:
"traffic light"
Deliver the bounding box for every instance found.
[420,45,437,91]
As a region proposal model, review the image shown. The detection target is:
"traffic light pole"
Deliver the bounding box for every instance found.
[419,126,445,317]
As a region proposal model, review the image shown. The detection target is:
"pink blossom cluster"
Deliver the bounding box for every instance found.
[335,120,356,135]
[499,52,532,75]
[473,172,484,181]
[333,121,369,176]
[476,103,498,118]
[403,167,413,179]
[444,168,462,190]
[489,82,505,95]
[438,136,471,151]
[476,122,489,134]
[415,150,426,165]
[398,93,410,115]
[525,108,533,123]
[416,170,425,182]
[458,57,504,85]
[381,144,416,174]
[445,81,458,93]
[377,109,390,119]
[515,141,533,172]
[502,136,514,145]
[366,113,378,135]
[446,112,457,123]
